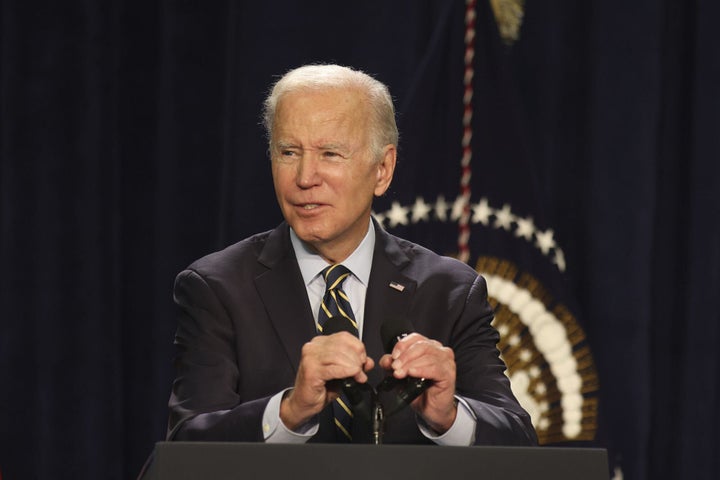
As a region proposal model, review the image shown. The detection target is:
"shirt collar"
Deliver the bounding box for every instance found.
[290,219,375,286]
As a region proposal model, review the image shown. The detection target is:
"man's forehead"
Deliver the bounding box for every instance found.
[274,100,369,134]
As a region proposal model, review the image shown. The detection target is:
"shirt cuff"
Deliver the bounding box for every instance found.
[417,395,477,446]
[262,389,319,443]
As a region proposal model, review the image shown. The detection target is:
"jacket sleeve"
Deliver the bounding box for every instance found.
[452,275,538,446]
[167,269,269,442]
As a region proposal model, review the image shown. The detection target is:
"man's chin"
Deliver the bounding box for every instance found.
[290,226,327,249]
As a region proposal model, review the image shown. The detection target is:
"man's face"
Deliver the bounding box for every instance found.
[270,87,395,262]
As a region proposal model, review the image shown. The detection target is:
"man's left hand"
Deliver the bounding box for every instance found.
[378,333,457,434]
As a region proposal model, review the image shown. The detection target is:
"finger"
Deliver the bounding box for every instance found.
[342,356,375,383]
[391,340,449,375]
[309,333,367,362]
[363,356,375,372]
[305,336,370,383]
[392,337,449,368]
[404,357,456,384]
[378,353,393,370]
[317,331,367,357]
[389,332,425,359]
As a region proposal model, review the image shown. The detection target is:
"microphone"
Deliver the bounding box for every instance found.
[322,316,371,414]
[322,315,357,336]
[378,318,432,415]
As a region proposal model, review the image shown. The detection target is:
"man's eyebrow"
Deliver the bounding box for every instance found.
[275,141,300,149]
[318,143,351,152]
[273,141,352,153]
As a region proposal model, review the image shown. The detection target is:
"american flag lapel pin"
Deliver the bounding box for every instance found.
[389,281,405,292]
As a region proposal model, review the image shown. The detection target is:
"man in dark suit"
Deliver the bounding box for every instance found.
[167,64,536,446]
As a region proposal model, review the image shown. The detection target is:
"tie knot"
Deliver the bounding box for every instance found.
[322,264,351,292]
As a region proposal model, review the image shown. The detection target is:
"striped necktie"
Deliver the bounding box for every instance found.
[317,264,358,441]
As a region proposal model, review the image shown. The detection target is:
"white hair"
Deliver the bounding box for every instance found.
[262,64,399,159]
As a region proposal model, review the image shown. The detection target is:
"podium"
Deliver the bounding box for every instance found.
[142,442,608,480]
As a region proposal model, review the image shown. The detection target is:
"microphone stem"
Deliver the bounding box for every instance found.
[372,400,384,445]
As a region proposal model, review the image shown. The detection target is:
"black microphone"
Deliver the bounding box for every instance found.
[322,315,357,336]
[322,316,371,414]
[379,318,432,415]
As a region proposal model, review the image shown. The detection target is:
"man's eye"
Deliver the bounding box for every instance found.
[275,150,299,164]
[323,151,341,158]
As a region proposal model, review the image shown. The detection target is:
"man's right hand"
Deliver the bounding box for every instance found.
[280,332,374,430]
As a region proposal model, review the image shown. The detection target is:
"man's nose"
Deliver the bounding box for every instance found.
[296,154,322,188]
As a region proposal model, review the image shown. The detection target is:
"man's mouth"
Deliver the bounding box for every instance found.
[302,204,319,210]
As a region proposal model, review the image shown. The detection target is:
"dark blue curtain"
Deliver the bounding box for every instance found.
[1,1,718,479]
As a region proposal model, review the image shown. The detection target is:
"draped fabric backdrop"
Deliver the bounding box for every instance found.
[1,1,718,479]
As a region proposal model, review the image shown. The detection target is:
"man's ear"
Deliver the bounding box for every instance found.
[374,144,397,196]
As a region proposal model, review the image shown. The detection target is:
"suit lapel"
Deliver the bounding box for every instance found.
[363,223,417,386]
[255,223,317,373]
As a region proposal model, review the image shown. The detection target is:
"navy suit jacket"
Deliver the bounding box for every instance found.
[167,221,537,445]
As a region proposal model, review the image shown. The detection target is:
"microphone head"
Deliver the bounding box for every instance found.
[322,316,356,336]
[380,318,415,353]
